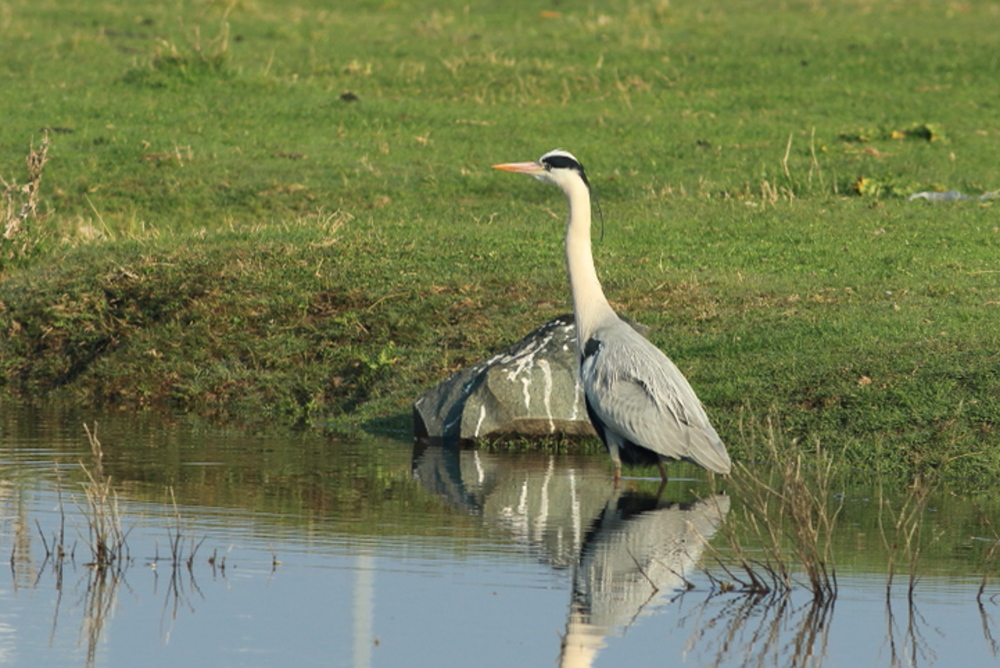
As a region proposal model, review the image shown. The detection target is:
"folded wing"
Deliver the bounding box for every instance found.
[581,321,731,475]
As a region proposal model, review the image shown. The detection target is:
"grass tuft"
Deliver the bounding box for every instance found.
[122,14,232,88]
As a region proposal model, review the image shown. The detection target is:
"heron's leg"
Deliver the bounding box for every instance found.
[656,459,669,483]
[607,437,623,485]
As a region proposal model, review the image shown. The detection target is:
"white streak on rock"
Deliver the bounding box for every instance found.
[474,404,487,438]
[538,359,554,432]
[520,375,532,409]
[570,370,583,421]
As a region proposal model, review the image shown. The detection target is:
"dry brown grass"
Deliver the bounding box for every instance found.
[707,414,842,603]
[80,423,129,574]
[1,134,49,241]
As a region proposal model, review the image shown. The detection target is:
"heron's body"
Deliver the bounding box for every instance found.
[493,150,731,480]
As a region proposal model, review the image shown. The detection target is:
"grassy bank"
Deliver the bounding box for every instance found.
[2,0,1000,480]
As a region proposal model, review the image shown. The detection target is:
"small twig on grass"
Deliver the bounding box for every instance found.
[808,126,823,191]
[782,132,793,183]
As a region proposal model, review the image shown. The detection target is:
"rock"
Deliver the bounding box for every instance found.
[413,314,650,442]
[413,314,590,441]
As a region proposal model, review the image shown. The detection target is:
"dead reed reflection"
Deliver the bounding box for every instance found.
[682,550,1000,668]
[883,590,935,668]
[32,516,218,668]
[978,591,1000,658]
[8,422,226,667]
[679,590,835,668]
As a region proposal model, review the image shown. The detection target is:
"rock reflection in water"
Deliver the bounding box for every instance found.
[411,441,618,566]
[411,442,729,667]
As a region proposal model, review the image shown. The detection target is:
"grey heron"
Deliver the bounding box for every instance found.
[493,150,732,481]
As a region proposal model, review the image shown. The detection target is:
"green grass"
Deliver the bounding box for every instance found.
[2,0,1000,481]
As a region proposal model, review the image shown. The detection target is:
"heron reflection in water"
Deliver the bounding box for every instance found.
[559,491,729,668]
[411,444,729,667]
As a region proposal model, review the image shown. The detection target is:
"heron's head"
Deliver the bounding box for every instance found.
[492,149,591,192]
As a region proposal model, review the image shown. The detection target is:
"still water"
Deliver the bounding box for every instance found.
[0,405,998,668]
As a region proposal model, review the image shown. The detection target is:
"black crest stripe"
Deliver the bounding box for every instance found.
[540,152,591,190]
[542,155,582,171]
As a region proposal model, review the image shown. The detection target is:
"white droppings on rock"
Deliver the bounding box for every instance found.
[474,403,487,438]
[538,358,555,432]
[570,371,584,422]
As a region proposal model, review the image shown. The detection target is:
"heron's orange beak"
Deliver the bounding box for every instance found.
[492,161,545,176]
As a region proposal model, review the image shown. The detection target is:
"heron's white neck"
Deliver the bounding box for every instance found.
[561,176,617,350]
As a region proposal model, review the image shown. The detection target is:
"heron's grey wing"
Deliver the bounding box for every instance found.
[581,324,731,474]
